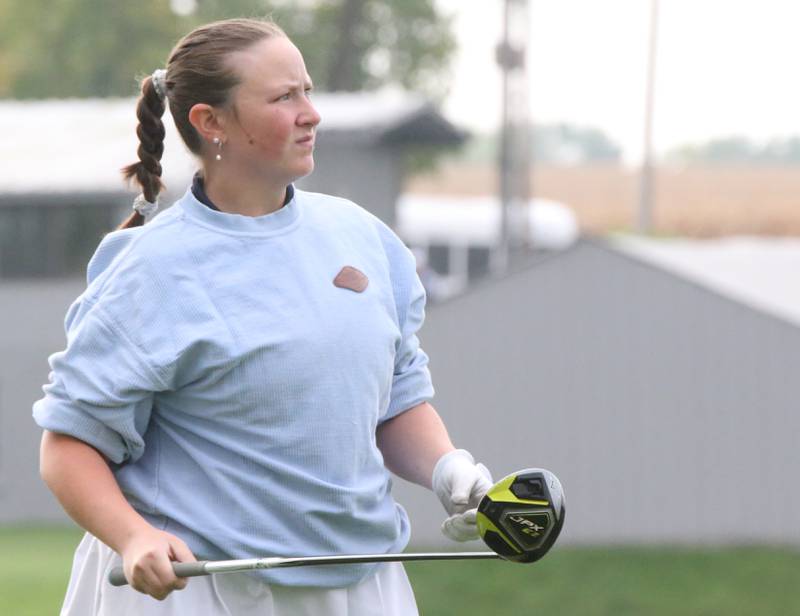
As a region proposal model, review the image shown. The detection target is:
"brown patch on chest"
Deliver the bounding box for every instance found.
[333,266,369,293]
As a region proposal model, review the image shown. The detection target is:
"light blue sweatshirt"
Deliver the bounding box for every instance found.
[33,187,434,587]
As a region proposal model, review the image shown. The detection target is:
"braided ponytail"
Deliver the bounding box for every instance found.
[119,75,167,229]
[116,19,286,230]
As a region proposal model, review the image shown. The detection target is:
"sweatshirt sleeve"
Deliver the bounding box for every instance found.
[378,225,435,422]
[32,232,175,464]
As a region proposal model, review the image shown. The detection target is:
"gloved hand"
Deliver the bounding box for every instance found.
[432,449,493,542]
[441,509,481,542]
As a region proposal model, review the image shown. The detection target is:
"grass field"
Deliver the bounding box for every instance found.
[2,526,800,615]
[407,162,800,238]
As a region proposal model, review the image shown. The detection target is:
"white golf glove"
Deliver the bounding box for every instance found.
[441,509,481,542]
[432,449,493,542]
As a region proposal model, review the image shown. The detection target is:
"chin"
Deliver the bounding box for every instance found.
[295,159,315,179]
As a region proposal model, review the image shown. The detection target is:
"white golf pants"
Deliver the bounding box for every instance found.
[60,533,419,616]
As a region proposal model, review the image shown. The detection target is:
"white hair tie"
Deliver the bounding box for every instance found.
[151,69,168,100]
[132,194,159,218]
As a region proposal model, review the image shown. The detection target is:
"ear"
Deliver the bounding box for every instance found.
[188,103,227,145]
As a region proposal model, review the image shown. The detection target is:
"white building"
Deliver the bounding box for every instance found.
[0,94,463,277]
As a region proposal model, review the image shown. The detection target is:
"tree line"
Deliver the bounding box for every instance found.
[667,136,800,164]
[0,0,455,99]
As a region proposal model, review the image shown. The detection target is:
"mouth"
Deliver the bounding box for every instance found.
[296,134,315,147]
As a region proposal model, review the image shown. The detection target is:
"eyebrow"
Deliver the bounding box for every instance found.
[272,79,314,91]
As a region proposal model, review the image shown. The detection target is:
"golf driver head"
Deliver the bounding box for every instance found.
[476,468,565,563]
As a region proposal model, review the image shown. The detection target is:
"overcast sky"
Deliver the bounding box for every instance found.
[437,0,800,163]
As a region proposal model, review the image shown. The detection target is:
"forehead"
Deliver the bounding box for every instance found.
[228,36,310,91]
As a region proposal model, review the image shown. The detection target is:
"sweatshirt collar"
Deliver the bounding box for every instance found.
[178,185,301,237]
[191,173,295,211]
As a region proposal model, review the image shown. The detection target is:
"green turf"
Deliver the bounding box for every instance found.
[2,527,799,615]
[407,545,800,615]
[0,525,84,616]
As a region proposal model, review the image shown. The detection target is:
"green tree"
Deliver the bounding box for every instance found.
[448,124,623,165]
[667,135,800,164]
[0,0,455,99]
[194,0,455,96]
[533,123,621,163]
[762,136,800,163]
[1,0,182,98]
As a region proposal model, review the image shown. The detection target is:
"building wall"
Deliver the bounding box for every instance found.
[3,240,799,552]
[393,239,800,547]
[0,278,82,522]
[0,142,402,281]
[0,196,127,278]
[299,140,403,227]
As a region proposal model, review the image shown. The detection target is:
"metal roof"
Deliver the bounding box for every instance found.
[613,236,800,327]
[1,91,463,195]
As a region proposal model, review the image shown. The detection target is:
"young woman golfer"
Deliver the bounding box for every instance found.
[34,17,493,615]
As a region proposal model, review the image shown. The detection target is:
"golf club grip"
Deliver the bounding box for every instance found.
[107,561,209,587]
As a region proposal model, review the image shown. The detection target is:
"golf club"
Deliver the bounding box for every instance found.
[477,468,566,563]
[109,551,499,586]
[109,467,565,586]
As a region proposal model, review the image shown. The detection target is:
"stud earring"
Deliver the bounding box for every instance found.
[213,136,223,161]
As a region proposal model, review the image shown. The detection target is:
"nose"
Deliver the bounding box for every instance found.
[299,96,321,128]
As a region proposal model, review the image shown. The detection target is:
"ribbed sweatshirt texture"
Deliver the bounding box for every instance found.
[33,187,434,587]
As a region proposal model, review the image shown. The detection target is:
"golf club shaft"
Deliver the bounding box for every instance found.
[108,551,500,586]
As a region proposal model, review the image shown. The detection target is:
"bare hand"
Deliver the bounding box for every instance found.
[120,527,196,600]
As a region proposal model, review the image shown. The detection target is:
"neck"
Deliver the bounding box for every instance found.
[203,166,288,217]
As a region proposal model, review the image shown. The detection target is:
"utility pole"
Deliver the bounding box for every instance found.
[638,0,659,233]
[492,0,531,276]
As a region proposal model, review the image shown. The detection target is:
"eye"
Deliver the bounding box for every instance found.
[304,87,314,98]
[277,92,292,102]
